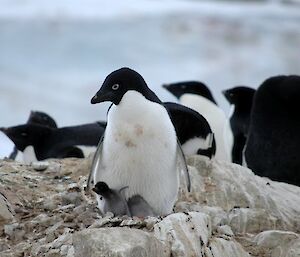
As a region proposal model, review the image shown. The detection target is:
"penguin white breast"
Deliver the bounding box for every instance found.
[180,94,233,162]
[95,90,178,215]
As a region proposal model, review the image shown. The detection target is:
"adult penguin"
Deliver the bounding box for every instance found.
[245,75,300,186]
[223,86,256,164]
[163,81,233,162]
[89,67,190,216]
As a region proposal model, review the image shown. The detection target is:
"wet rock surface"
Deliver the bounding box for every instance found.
[0,155,299,257]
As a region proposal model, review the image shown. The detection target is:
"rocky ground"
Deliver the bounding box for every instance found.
[0,155,300,257]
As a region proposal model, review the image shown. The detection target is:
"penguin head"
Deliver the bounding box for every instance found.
[0,124,51,151]
[162,81,217,105]
[28,111,58,128]
[92,181,111,196]
[223,86,256,105]
[91,67,160,105]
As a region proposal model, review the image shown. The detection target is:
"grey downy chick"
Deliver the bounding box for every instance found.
[92,181,130,216]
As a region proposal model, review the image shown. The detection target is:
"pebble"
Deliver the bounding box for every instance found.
[32,161,49,171]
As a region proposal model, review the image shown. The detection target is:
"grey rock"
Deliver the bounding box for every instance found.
[32,161,49,171]
[73,228,170,257]
[0,193,14,224]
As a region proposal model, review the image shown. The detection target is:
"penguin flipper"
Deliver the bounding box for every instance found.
[85,135,104,191]
[176,140,191,192]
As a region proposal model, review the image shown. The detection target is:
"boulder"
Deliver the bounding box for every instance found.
[73,228,170,257]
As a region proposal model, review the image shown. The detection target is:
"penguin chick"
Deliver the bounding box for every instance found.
[127,195,156,217]
[92,181,130,216]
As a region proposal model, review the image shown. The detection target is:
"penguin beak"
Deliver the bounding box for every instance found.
[222,90,229,99]
[91,90,114,104]
[0,127,8,133]
[162,84,170,90]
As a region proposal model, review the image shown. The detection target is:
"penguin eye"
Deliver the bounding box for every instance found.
[112,84,120,90]
[21,132,27,137]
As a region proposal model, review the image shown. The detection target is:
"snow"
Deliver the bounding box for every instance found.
[0,0,300,155]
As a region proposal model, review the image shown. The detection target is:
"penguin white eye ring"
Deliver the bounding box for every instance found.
[112,84,120,90]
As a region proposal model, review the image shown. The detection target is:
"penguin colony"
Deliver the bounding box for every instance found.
[1,68,300,217]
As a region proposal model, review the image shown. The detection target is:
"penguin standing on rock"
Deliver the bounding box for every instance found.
[223,87,256,164]
[245,75,300,186]
[89,67,190,216]
[163,81,233,162]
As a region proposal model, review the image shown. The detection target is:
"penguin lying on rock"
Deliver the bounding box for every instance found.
[0,122,105,162]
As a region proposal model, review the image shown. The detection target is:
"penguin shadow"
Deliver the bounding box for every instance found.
[92,181,155,218]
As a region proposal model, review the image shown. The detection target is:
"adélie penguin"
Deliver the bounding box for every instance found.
[163,81,233,162]
[163,102,215,158]
[0,122,105,161]
[89,67,190,216]
[9,111,58,162]
[244,75,300,186]
[223,87,256,164]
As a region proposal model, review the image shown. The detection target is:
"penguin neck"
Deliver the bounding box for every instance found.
[108,90,163,123]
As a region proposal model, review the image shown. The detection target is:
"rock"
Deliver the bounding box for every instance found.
[208,238,250,257]
[185,156,300,233]
[154,212,211,257]
[61,192,83,206]
[4,223,25,241]
[32,161,49,171]
[0,193,14,224]
[73,228,170,257]
[251,230,300,257]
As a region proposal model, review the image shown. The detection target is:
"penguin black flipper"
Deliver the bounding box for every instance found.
[176,140,191,192]
[85,135,104,191]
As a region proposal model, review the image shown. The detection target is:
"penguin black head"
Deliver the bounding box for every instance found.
[223,86,256,105]
[92,181,111,196]
[91,67,160,105]
[0,124,51,151]
[28,111,57,128]
[162,81,217,105]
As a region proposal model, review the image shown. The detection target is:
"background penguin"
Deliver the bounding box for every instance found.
[245,75,300,186]
[92,181,130,216]
[0,122,105,162]
[90,67,190,216]
[223,86,256,164]
[163,81,233,162]
[163,102,215,158]
[9,111,58,162]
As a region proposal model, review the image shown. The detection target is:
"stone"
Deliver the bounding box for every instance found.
[73,228,170,257]
[32,161,49,171]
[0,193,14,224]
[154,212,211,257]
[185,156,300,233]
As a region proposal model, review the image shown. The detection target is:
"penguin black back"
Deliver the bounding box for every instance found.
[223,86,256,164]
[245,75,300,186]
[28,111,58,128]
[163,81,217,105]
[164,102,215,158]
